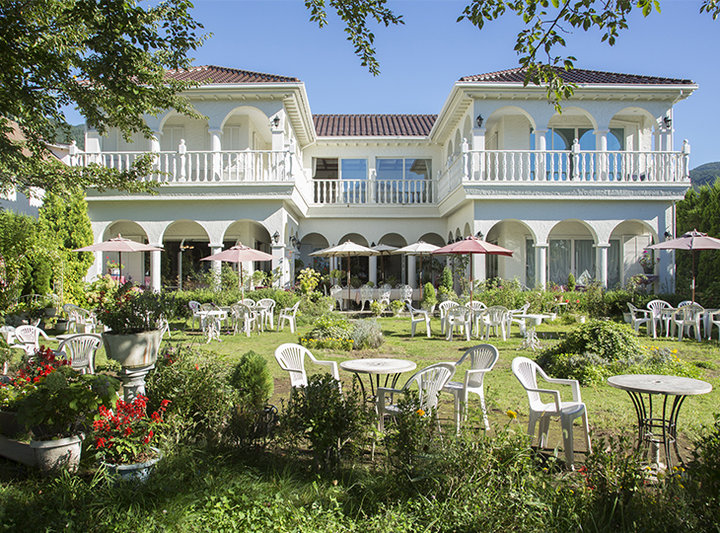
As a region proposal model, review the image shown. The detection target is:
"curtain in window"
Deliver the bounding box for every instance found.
[549,239,571,285]
[574,240,595,281]
[525,240,536,288]
[608,240,621,288]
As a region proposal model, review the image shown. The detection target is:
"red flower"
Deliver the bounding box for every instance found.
[195,364,199,371]
[96,438,106,449]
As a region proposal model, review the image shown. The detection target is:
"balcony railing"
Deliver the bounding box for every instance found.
[70,149,294,183]
[312,178,434,205]
[438,145,691,197]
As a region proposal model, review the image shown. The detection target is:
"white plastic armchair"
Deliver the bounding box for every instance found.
[55,334,102,374]
[12,325,51,357]
[511,357,591,469]
[627,303,653,336]
[256,298,276,329]
[507,303,531,336]
[443,344,499,433]
[277,301,300,333]
[438,301,459,335]
[465,301,487,336]
[445,305,472,341]
[376,362,455,432]
[274,343,339,390]
[672,303,703,341]
[480,306,510,341]
[63,303,97,334]
[188,300,202,330]
[646,299,672,338]
[407,302,431,338]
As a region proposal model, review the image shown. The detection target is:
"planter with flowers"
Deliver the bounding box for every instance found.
[639,250,659,274]
[92,394,169,482]
[97,285,172,401]
[0,348,119,472]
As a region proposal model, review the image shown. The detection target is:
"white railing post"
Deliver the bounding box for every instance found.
[461,138,470,179]
[369,169,377,204]
[682,140,691,181]
[178,140,187,182]
[571,139,580,181]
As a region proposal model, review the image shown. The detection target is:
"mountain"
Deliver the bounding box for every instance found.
[690,162,720,188]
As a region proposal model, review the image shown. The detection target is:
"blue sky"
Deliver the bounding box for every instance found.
[75,0,720,167]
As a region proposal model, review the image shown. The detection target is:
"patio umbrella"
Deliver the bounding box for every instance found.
[371,243,398,284]
[394,241,440,297]
[310,241,379,303]
[201,243,273,296]
[432,236,513,301]
[647,229,720,303]
[74,234,163,282]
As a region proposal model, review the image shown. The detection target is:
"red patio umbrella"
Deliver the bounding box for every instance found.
[432,236,513,301]
[74,234,163,282]
[647,229,720,303]
[201,243,273,295]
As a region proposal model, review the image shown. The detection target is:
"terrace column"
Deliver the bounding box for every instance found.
[149,245,162,292]
[369,256,378,285]
[209,129,222,181]
[595,242,610,288]
[85,129,101,165]
[472,253,486,285]
[533,129,547,181]
[471,126,486,180]
[272,244,289,288]
[210,243,222,290]
[535,242,549,289]
[407,255,417,288]
[594,129,609,181]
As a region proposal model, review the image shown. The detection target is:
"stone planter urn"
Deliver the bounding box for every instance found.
[102,330,162,401]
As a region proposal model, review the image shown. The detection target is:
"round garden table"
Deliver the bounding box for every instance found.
[340,358,416,402]
[607,374,712,469]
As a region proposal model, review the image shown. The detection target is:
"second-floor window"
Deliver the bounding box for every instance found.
[376,158,432,204]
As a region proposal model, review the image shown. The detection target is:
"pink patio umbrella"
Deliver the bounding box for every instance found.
[432,236,513,301]
[647,229,720,303]
[201,243,273,295]
[74,234,163,282]
[310,241,379,303]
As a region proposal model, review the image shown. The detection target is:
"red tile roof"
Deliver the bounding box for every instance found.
[313,114,437,137]
[459,66,694,85]
[165,65,300,84]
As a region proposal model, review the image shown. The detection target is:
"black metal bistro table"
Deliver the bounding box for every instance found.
[340,358,417,402]
[607,374,712,469]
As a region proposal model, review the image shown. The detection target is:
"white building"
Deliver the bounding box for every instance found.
[74,65,696,292]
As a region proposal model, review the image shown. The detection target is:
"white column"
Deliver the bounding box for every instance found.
[534,129,547,181]
[369,256,378,285]
[535,243,549,289]
[150,247,162,292]
[210,243,222,290]
[209,129,222,181]
[594,129,609,181]
[407,255,417,288]
[595,243,610,288]
[271,244,288,288]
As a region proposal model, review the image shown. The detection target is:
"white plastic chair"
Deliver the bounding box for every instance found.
[12,325,51,357]
[443,344,499,434]
[188,300,202,330]
[230,304,256,337]
[445,305,472,341]
[707,310,720,341]
[646,299,672,338]
[627,303,653,336]
[360,285,374,311]
[376,362,455,432]
[277,301,300,333]
[63,303,97,334]
[329,285,344,310]
[511,357,591,469]
[465,301,487,336]
[672,303,703,341]
[55,334,102,374]
[256,298,276,329]
[507,303,531,336]
[438,301,459,335]
[480,306,509,341]
[0,325,16,345]
[407,302,431,338]
[274,343,339,389]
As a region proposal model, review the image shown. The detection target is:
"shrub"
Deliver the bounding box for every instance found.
[300,312,354,350]
[389,300,405,316]
[567,272,576,291]
[540,320,643,364]
[384,393,442,475]
[228,351,276,447]
[280,374,373,471]
[369,300,386,317]
[684,413,720,529]
[421,282,437,312]
[440,266,453,292]
[297,292,334,326]
[350,318,384,349]
[296,267,321,295]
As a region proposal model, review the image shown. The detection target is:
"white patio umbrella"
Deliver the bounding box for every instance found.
[74,234,163,282]
[310,241,379,302]
[394,240,440,297]
[201,243,273,296]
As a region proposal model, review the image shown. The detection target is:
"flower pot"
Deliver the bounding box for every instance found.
[623,312,632,324]
[44,307,57,317]
[101,447,162,482]
[642,265,654,275]
[102,330,162,369]
[30,434,83,473]
[54,319,68,333]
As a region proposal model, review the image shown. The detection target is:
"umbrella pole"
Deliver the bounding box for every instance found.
[470,254,474,303]
[346,255,351,306]
[119,251,122,284]
[692,250,696,303]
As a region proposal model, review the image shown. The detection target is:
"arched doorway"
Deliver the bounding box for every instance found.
[103,221,150,285]
[161,220,210,289]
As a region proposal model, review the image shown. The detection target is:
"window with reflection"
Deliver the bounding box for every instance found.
[376,158,432,203]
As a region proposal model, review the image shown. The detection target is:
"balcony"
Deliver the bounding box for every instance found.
[312,179,434,205]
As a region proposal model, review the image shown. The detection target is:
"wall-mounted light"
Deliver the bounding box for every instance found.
[270,116,280,128]
[664,231,672,239]
[663,116,672,128]
[272,231,280,244]
[476,231,484,240]
[475,114,484,128]
[289,235,299,248]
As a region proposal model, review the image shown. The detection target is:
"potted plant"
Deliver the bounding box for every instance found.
[92,394,169,481]
[639,250,658,274]
[97,285,172,369]
[0,348,120,472]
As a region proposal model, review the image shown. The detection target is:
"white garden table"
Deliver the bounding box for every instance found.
[340,358,416,401]
[607,374,712,469]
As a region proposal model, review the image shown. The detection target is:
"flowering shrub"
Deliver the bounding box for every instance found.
[93,395,169,464]
[86,274,120,309]
[299,336,354,351]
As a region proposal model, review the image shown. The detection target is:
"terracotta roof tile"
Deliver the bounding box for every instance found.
[459,66,694,85]
[165,65,300,84]
[313,114,437,137]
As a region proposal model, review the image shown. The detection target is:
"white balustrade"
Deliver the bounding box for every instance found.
[312,179,434,205]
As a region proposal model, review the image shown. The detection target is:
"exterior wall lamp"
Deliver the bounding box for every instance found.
[663,116,672,128]
[289,235,299,248]
[476,114,484,128]
[270,116,280,128]
[476,231,484,240]
[272,231,280,244]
